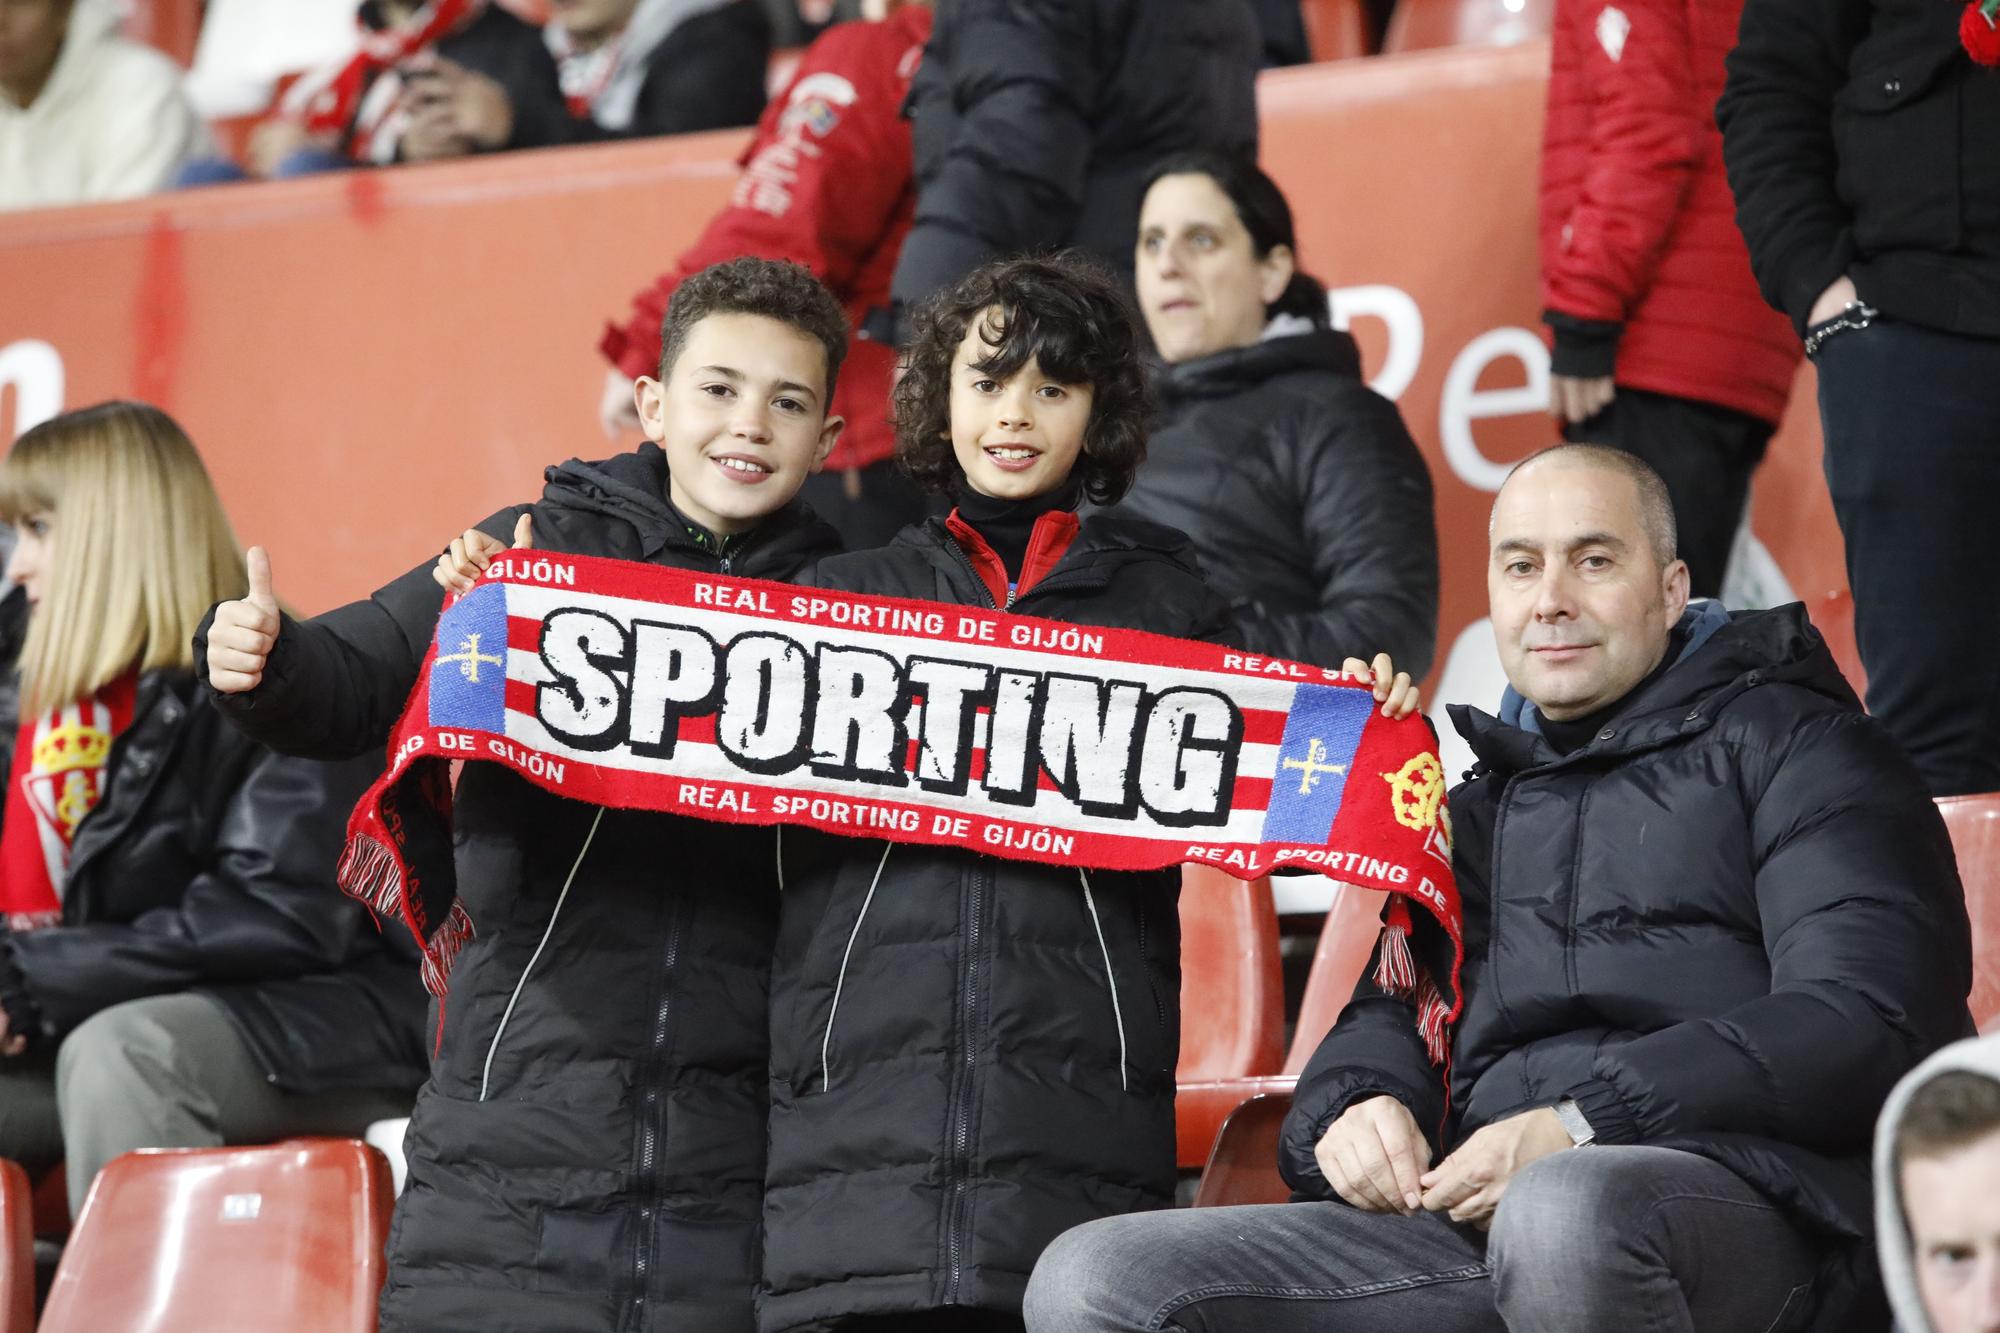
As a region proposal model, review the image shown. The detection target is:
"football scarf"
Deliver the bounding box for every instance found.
[340,551,1462,1059]
[0,675,137,931]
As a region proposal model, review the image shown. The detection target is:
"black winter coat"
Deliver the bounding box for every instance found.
[1718,0,2000,336]
[201,445,840,1333]
[1279,604,1972,1329]
[887,0,1261,332]
[1110,330,1440,678]
[569,0,770,142]
[0,650,423,1097]
[760,514,1232,1329]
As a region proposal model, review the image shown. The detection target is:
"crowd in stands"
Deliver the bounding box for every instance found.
[3,0,1998,1329]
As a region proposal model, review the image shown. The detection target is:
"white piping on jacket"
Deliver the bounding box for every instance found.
[820,841,895,1092]
[1079,868,1129,1093]
[479,806,605,1102]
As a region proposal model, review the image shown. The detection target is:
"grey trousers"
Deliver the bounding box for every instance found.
[1023,1147,1825,1333]
[0,992,412,1218]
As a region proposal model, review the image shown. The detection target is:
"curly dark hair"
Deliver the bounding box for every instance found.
[658,257,849,405]
[893,252,1153,505]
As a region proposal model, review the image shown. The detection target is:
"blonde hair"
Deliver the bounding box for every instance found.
[0,402,246,715]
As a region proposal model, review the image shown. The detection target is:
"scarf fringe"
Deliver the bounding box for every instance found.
[338,831,476,1000]
[1372,897,1451,1067]
[418,901,476,1000]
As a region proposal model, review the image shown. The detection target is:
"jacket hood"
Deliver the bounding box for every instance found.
[1154,328,1363,405]
[1874,1036,2000,1333]
[1457,600,1858,774]
[540,442,840,565]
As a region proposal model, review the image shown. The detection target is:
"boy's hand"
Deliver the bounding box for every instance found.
[1344,652,1420,720]
[433,513,533,595]
[207,546,282,694]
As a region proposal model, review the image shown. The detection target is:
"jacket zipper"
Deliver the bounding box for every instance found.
[1077,870,1129,1092]
[629,894,685,1325]
[480,808,605,1101]
[821,842,895,1090]
[943,858,989,1306]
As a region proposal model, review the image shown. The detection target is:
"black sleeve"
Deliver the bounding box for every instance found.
[575,2,771,141]
[2,744,383,1043]
[194,508,528,761]
[887,0,1097,329]
[1715,0,1873,330]
[1278,934,1446,1199]
[1233,395,1441,679]
[447,9,574,151]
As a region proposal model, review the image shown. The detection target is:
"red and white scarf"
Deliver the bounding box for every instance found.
[0,676,137,931]
[340,552,1465,1061]
[281,0,488,163]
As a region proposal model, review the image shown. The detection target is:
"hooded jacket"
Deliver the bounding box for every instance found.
[0,0,209,210]
[887,0,1261,334]
[1280,602,1972,1329]
[1109,328,1439,678]
[1873,1036,2000,1333]
[758,512,1232,1329]
[199,444,840,1333]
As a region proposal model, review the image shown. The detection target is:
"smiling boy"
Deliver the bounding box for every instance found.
[197,259,848,1332]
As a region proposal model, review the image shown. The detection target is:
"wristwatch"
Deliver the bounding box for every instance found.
[1554,1097,1596,1148]
[1802,299,1879,358]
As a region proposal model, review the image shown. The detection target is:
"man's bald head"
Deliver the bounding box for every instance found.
[1496,444,1679,570]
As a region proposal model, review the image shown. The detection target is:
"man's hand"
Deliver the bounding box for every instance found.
[434,513,534,595]
[1419,1107,1573,1228]
[0,1010,27,1059]
[414,58,513,150]
[206,547,282,694]
[398,101,471,162]
[1343,653,1420,720]
[599,369,642,440]
[1549,374,1615,426]
[247,119,333,178]
[1807,274,1859,327]
[1314,1094,1430,1214]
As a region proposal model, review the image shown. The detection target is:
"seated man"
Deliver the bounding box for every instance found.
[547,0,770,142]
[1025,443,1972,1333]
[1877,1038,2000,1333]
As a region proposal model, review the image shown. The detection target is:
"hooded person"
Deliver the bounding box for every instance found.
[1875,1037,2000,1333]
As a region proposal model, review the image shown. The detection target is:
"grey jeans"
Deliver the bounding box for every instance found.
[0,992,412,1217]
[1023,1147,1824,1333]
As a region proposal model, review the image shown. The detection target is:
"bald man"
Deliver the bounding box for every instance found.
[1024,444,1971,1333]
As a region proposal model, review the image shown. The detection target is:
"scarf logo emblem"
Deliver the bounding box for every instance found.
[1383,752,1446,832]
[1280,737,1349,795]
[436,633,503,683]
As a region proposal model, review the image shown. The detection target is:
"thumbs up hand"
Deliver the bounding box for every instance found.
[433,512,533,596]
[207,546,282,694]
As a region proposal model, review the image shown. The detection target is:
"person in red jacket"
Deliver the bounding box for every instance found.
[1538,0,1801,597]
[599,0,931,549]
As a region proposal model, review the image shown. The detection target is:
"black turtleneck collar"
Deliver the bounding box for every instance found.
[1540,620,1693,755]
[953,477,1083,580]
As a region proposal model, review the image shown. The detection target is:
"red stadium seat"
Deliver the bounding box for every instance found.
[29,1164,66,1239]
[1301,0,1375,61]
[0,1161,31,1333]
[1382,0,1554,54]
[121,0,203,68]
[39,1140,395,1333]
[1940,794,2000,1033]
[1192,1093,1297,1208]
[1176,882,1386,1166]
[1177,867,1286,1085]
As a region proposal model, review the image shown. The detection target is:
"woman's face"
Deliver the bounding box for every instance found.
[5,511,52,607]
[1136,172,1294,364]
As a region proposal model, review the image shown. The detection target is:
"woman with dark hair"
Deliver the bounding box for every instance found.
[1124,150,1441,678]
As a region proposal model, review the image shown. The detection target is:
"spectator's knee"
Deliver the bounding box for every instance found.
[1490,1149,1663,1324]
[1024,1214,1156,1333]
[55,999,187,1105]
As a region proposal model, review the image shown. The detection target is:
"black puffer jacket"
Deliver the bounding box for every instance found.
[1280,603,1972,1329]
[200,445,840,1333]
[760,513,1231,1329]
[1110,330,1439,678]
[887,0,1261,330]
[0,645,421,1096]
[1718,0,2000,336]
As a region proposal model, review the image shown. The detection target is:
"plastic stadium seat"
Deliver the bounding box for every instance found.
[122,0,203,68]
[1177,866,1287,1085]
[1940,794,2000,1033]
[1382,0,1555,54]
[1301,0,1375,61]
[39,1140,395,1333]
[28,1165,66,1239]
[1176,881,1386,1166]
[0,1161,31,1333]
[1192,1093,1296,1208]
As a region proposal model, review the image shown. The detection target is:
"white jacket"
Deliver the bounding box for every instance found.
[0,0,209,211]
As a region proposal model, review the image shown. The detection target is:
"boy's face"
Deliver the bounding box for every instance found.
[947,314,1094,502]
[635,312,842,536]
